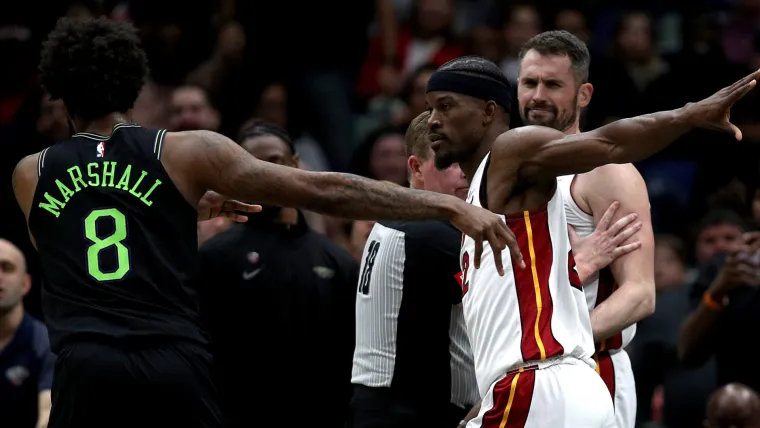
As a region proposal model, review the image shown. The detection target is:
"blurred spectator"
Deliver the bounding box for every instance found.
[631,235,715,428]
[358,0,463,100]
[199,122,358,428]
[554,8,592,45]
[350,125,409,187]
[168,85,220,132]
[0,239,54,428]
[390,64,437,127]
[462,25,501,63]
[693,210,747,264]
[705,383,760,428]
[679,230,760,394]
[499,3,541,83]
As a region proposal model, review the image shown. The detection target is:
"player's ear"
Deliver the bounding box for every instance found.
[578,83,593,108]
[483,100,498,125]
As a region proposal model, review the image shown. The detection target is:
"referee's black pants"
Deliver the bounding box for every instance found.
[349,384,468,428]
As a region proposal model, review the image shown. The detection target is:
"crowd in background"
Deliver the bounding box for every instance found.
[2,0,760,427]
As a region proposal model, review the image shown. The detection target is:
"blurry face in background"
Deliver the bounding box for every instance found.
[654,242,685,290]
[555,9,590,44]
[407,70,434,117]
[518,50,590,132]
[0,240,30,316]
[467,26,502,63]
[695,223,744,263]
[169,86,220,132]
[504,6,540,54]
[617,13,653,62]
[254,84,288,127]
[370,133,408,185]
[37,94,70,141]
[416,0,453,35]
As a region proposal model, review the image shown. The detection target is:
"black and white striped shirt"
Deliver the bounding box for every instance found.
[351,220,479,408]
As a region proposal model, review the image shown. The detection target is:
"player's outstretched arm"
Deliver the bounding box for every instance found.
[161,130,524,272]
[505,69,760,181]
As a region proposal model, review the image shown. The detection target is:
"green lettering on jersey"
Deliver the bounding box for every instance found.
[139,179,162,207]
[102,161,117,187]
[128,170,148,198]
[41,161,163,218]
[55,179,74,202]
[115,164,132,190]
[39,192,66,218]
[86,162,100,186]
[67,166,88,192]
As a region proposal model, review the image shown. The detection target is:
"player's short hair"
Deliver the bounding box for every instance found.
[405,110,432,160]
[39,17,149,121]
[429,56,512,113]
[518,30,591,85]
[237,120,295,154]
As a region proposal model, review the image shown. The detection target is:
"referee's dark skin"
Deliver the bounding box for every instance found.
[198,122,359,428]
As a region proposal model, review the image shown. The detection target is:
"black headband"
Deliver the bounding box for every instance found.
[426,71,512,111]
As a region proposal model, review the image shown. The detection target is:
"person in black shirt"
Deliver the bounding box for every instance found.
[12,17,520,428]
[199,122,358,427]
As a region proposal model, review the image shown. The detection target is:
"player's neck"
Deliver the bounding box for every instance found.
[565,121,581,135]
[73,113,129,137]
[461,125,507,183]
[0,304,24,342]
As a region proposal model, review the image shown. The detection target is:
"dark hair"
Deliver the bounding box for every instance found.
[237,120,295,154]
[349,124,407,180]
[437,56,512,88]
[697,209,747,235]
[39,17,149,120]
[654,234,687,265]
[405,110,432,159]
[518,30,590,85]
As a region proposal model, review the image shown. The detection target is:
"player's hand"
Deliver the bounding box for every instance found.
[710,232,760,297]
[686,68,760,140]
[569,201,642,282]
[197,190,262,222]
[450,203,525,276]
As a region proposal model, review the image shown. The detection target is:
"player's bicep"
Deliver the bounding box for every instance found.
[515,126,616,180]
[13,154,40,249]
[587,165,655,286]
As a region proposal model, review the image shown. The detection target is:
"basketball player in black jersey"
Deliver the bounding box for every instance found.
[10,17,522,428]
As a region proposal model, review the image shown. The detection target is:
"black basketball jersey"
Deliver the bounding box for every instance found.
[28,123,206,352]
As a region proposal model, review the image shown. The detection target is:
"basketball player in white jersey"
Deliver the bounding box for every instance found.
[516,31,655,428]
[425,50,758,426]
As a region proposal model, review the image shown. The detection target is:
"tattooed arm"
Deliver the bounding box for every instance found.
[160,130,524,271]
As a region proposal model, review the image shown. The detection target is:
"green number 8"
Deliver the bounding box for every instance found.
[84,208,130,281]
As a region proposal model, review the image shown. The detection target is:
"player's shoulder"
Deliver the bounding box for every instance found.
[493,125,566,152]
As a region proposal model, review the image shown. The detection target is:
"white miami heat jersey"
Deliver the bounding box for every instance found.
[461,153,596,397]
[557,175,637,352]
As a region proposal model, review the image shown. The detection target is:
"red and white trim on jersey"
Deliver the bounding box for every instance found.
[506,208,564,362]
[481,366,537,428]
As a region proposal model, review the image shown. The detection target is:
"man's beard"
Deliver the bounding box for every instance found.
[521,95,578,132]
[434,149,457,170]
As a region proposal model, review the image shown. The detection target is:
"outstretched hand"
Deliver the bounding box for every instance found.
[197,190,262,222]
[689,68,760,140]
[451,203,525,276]
[569,201,642,283]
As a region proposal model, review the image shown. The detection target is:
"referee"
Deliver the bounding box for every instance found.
[349,111,479,428]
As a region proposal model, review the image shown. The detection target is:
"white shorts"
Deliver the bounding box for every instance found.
[595,349,636,428]
[467,360,614,428]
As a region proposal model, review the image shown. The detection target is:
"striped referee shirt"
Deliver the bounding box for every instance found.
[351,220,479,409]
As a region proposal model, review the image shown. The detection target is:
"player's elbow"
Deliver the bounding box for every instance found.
[637,280,656,318]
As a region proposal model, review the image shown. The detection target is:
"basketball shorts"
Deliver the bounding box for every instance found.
[49,339,223,428]
[595,349,636,428]
[468,359,614,428]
